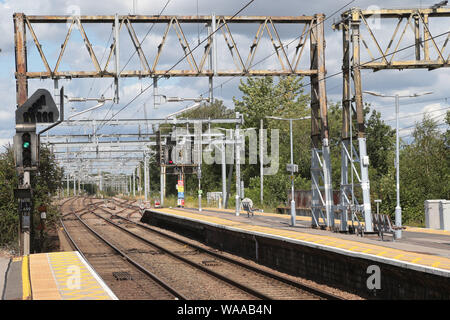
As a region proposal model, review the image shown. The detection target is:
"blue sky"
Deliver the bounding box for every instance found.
[0,0,449,150]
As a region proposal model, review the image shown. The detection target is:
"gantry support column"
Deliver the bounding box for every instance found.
[144,154,149,201]
[14,13,30,255]
[235,112,241,216]
[310,14,334,229]
[340,23,351,232]
[132,169,136,198]
[221,139,227,209]
[350,10,373,232]
[160,166,166,206]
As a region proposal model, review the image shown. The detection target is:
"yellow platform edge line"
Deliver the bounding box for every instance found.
[203,207,450,236]
[155,208,450,272]
[22,255,32,300]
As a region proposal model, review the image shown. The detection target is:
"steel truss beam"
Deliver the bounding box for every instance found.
[16,14,320,79]
[334,7,450,232]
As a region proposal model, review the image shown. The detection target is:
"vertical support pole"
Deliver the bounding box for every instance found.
[235,112,241,216]
[208,16,215,103]
[138,162,142,198]
[289,119,296,227]
[395,94,402,239]
[15,13,29,256]
[114,14,120,103]
[414,15,421,61]
[212,13,218,78]
[310,14,334,228]
[423,14,430,61]
[66,174,69,197]
[195,122,202,211]
[351,11,373,232]
[160,166,165,206]
[22,172,31,255]
[260,119,264,207]
[144,155,149,201]
[73,174,76,196]
[340,24,351,232]
[14,13,28,107]
[198,167,202,212]
[221,139,227,209]
[132,169,135,198]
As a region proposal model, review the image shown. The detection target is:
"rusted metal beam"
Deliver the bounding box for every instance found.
[25,15,316,23]
[125,19,151,73]
[342,8,450,18]
[76,18,102,72]
[18,13,324,80]
[23,70,318,78]
[25,18,51,74]
[361,60,450,69]
[336,8,450,70]
[14,13,28,106]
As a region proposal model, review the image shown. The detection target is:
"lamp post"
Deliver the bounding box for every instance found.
[266,115,311,226]
[363,90,432,239]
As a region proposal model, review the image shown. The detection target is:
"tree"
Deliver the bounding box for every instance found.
[233,76,311,206]
[0,144,63,251]
[398,115,449,225]
[366,109,396,177]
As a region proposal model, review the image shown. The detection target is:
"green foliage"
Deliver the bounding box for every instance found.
[398,115,450,225]
[366,109,396,177]
[233,76,311,205]
[179,100,234,120]
[0,146,19,247]
[0,144,63,250]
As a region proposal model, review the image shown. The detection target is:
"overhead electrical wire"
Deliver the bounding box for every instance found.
[94,0,256,134]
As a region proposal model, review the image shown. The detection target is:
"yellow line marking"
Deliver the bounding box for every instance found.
[22,255,31,300]
[432,261,441,268]
[158,208,450,271]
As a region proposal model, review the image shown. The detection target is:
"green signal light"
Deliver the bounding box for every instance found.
[23,142,30,148]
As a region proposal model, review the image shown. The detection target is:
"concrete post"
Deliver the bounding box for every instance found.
[235,113,241,216]
[221,140,227,209]
[144,155,149,201]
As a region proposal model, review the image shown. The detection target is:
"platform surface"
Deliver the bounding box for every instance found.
[2,251,117,300]
[149,206,450,275]
[0,256,10,299]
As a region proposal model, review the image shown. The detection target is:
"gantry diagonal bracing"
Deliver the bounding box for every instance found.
[15,14,321,79]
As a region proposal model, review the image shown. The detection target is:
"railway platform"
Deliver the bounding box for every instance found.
[140,205,450,299]
[1,251,117,300]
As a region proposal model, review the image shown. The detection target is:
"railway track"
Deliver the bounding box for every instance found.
[83,196,343,300]
[59,197,185,300]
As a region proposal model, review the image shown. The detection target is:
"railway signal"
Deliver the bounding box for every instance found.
[14,89,59,171]
[14,88,59,255]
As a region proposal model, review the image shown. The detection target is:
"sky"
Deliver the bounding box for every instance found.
[0,0,449,152]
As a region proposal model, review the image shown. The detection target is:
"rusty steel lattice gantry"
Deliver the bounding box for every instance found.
[14,13,335,228]
[334,7,450,232]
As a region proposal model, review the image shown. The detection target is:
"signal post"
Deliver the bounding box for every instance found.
[13,90,59,255]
